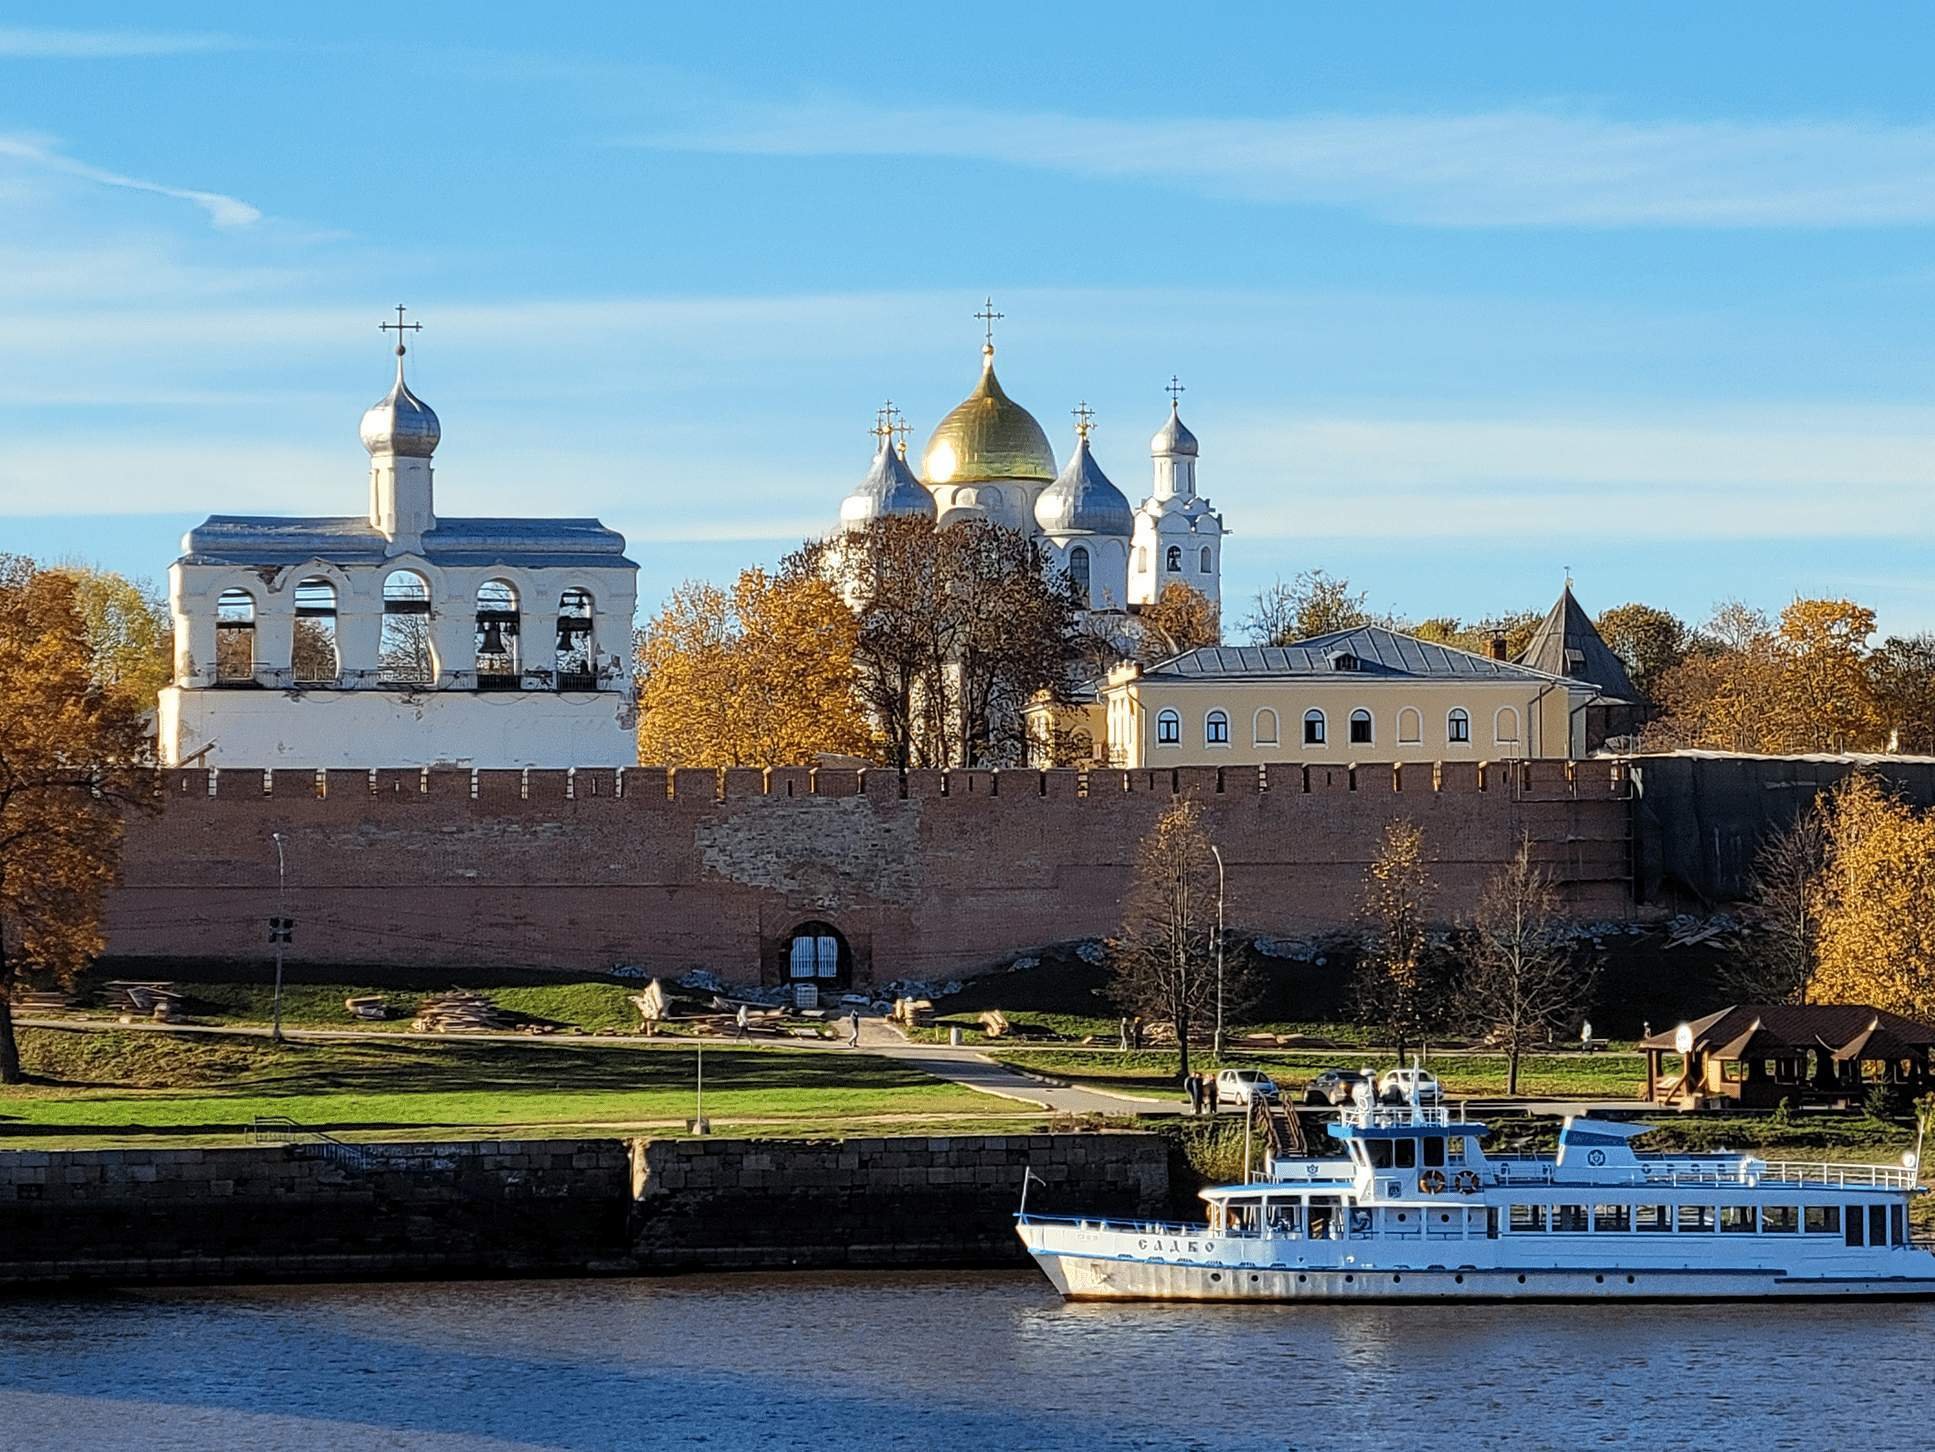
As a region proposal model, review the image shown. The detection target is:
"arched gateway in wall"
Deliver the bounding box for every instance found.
[783,921,851,990]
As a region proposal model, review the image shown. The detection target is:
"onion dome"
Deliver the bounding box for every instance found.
[920,344,1057,485]
[1035,424,1134,537]
[841,432,938,530]
[360,349,441,458]
[1151,399,1198,458]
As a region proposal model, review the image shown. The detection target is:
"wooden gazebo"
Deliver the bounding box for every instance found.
[1641,1005,1935,1111]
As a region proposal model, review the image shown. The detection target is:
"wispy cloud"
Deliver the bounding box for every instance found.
[0,135,260,227]
[631,101,1935,228]
[0,27,241,59]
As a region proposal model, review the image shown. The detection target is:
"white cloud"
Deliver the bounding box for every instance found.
[0,27,241,58]
[0,135,261,227]
[632,101,1935,228]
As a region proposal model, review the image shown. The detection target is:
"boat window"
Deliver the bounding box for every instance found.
[1308,1198,1338,1240]
[1421,1137,1446,1168]
[1226,1202,1260,1237]
[1720,1206,1756,1234]
[1447,1136,1465,1162]
[1509,1204,1545,1233]
[1635,1205,1671,1233]
[1486,1208,1499,1239]
[1762,1205,1798,1234]
[1869,1205,1888,1246]
[1678,1206,1714,1232]
[1805,1205,1840,1235]
[1553,1204,1588,1233]
[1892,1205,1907,1246]
[1266,1200,1299,1236]
[1845,1206,1865,1247]
[1592,1203,1630,1232]
[1393,1139,1417,1170]
[1364,1141,1394,1169]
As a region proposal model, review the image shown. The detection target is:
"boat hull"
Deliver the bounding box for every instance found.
[1031,1249,1935,1301]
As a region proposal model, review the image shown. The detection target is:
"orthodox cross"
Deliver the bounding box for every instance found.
[890,409,913,457]
[871,400,897,443]
[974,296,1004,349]
[379,304,423,357]
[1072,401,1095,439]
[1166,375,1186,406]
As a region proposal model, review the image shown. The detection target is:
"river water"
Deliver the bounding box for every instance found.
[1,1271,1925,1450]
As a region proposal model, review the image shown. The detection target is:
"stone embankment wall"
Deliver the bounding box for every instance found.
[107,759,1633,983]
[630,1133,1172,1269]
[0,1132,1172,1286]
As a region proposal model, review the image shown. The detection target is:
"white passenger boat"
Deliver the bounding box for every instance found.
[1018,1097,1935,1300]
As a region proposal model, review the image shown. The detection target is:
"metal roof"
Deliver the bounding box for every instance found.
[1516,586,1639,703]
[179,515,635,570]
[1142,627,1585,686]
[1639,1005,1935,1058]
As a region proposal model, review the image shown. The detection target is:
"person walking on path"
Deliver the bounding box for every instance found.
[1184,1074,1203,1116]
[1201,1072,1218,1115]
[734,1003,750,1040]
[847,1009,862,1048]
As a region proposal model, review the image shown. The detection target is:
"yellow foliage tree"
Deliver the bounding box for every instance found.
[635,566,875,768]
[1811,773,1935,1020]
[0,556,154,1082]
[46,563,173,716]
[1775,598,1880,751]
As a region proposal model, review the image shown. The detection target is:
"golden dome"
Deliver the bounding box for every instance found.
[920,346,1057,485]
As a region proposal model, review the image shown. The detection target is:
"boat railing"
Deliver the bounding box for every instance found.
[1341,1104,1452,1130]
[1019,1213,1212,1238]
[1486,1156,1916,1191]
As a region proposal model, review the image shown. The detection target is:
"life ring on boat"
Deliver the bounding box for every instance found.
[1417,1169,1448,1194]
[1452,1171,1482,1195]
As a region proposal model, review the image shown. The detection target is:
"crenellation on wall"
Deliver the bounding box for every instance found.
[723,767,767,800]
[812,767,861,797]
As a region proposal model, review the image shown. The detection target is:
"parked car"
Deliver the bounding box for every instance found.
[1304,1067,1377,1106]
[1215,1068,1281,1107]
[1376,1067,1443,1106]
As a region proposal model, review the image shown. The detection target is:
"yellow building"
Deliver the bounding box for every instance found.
[1069,626,1600,766]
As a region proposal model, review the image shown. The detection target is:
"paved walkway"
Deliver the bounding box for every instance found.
[854,1018,1183,1116]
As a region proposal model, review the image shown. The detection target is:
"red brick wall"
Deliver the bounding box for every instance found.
[107,760,1636,984]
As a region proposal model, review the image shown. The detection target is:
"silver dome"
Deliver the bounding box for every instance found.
[1034,433,1134,537]
[841,437,938,529]
[1150,401,1198,458]
[360,357,441,458]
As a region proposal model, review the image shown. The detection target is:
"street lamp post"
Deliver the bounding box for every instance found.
[1210,844,1225,1059]
[270,832,287,1044]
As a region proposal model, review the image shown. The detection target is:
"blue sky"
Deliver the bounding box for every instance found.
[2,3,1933,635]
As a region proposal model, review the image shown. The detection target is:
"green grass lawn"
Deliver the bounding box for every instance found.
[990,1048,1649,1102]
[0,1028,1001,1145]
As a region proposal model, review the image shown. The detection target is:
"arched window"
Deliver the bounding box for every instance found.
[555,588,596,691]
[1206,709,1230,745]
[1448,708,1471,744]
[215,588,256,684]
[1494,706,1521,746]
[475,579,521,690]
[1156,708,1181,746]
[1253,708,1280,747]
[1397,707,1422,744]
[1199,546,1212,573]
[1349,709,1373,746]
[1166,545,1182,573]
[1303,709,1326,746]
[379,570,435,686]
[1136,546,1148,573]
[1067,545,1092,608]
[292,578,338,685]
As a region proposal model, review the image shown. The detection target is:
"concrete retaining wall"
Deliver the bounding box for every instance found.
[0,1132,1171,1285]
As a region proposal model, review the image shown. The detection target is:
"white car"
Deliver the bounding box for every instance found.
[1215,1068,1281,1107]
[1376,1068,1443,1105]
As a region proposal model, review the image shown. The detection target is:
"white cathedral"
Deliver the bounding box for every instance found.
[837,315,1226,617]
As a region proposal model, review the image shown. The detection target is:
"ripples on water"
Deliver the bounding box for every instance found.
[0,1272,1925,1451]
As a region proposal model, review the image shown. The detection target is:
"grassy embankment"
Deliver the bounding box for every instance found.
[991,1048,1648,1102]
[0,1028,1015,1149]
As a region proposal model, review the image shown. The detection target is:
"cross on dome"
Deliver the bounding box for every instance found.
[974,296,1004,351]
[379,304,423,360]
[1166,374,1186,407]
[1072,401,1096,439]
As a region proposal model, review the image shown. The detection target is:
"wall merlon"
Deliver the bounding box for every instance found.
[622,767,669,800]
[271,768,321,799]
[723,767,767,800]
[812,767,861,797]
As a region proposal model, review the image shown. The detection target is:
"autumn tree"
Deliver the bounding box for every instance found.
[1241,569,1370,646]
[1109,798,1251,1079]
[1137,581,1221,664]
[49,564,173,715]
[1594,602,1689,703]
[1460,837,1590,1094]
[0,556,154,1083]
[1811,773,1935,1020]
[1776,598,1879,752]
[813,517,1084,768]
[635,563,874,768]
[1355,820,1442,1060]
[1724,803,1828,1005]
[1869,633,1935,755]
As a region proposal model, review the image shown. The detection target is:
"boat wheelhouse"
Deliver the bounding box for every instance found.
[1018,1098,1935,1301]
